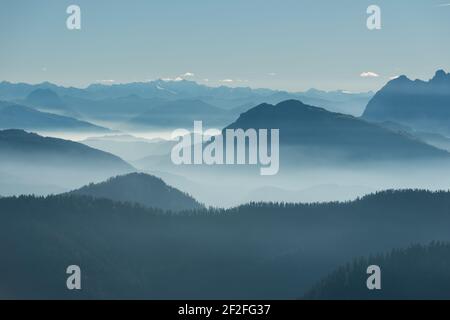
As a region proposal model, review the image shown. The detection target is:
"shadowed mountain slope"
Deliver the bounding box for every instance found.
[362,70,450,136]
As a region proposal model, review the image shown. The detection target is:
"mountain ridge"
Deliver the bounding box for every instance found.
[0,101,111,132]
[362,70,450,135]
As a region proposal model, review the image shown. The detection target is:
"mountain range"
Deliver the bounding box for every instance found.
[1,71,450,300]
[127,99,232,129]
[0,129,134,193]
[1,71,449,202]
[0,129,131,168]
[2,189,450,299]
[0,80,373,121]
[131,98,450,190]
[0,101,110,133]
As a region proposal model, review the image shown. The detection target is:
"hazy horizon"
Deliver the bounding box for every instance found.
[0,77,377,95]
[1,0,449,92]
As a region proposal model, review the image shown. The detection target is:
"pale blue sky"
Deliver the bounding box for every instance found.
[0,0,449,91]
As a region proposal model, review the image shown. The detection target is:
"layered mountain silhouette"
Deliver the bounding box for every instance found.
[128,99,231,128]
[134,99,450,175]
[305,242,450,300]
[2,189,450,299]
[0,130,132,170]
[26,88,65,109]
[69,172,204,211]
[362,70,450,136]
[243,184,375,204]
[377,120,450,152]
[0,80,372,120]
[227,90,372,117]
[0,81,87,101]
[0,130,134,193]
[225,100,449,166]
[25,88,80,117]
[0,129,132,169]
[0,101,110,132]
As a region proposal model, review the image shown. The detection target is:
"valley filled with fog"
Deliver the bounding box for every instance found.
[2,77,448,207]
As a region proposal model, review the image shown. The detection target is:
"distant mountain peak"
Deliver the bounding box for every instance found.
[275,99,329,114]
[394,75,409,82]
[0,128,32,137]
[431,69,449,82]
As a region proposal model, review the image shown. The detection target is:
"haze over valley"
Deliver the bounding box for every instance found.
[2,64,450,298]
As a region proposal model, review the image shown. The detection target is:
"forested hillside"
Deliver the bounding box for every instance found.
[1,189,450,299]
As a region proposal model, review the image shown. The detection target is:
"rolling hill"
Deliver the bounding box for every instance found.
[362,70,450,136]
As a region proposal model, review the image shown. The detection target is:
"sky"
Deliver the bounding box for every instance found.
[0,0,449,92]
